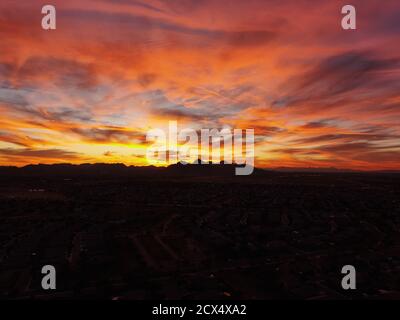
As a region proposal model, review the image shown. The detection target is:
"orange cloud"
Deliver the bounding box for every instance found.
[0,0,399,169]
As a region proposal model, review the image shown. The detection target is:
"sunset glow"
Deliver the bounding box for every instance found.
[0,0,399,170]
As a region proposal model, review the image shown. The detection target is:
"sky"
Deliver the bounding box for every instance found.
[0,0,399,170]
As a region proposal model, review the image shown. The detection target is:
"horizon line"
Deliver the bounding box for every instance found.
[0,162,399,173]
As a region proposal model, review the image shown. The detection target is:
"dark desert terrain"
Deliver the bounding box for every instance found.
[0,164,399,300]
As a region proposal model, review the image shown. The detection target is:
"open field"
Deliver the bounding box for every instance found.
[0,171,399,299]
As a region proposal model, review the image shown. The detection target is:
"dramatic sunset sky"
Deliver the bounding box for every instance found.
[0,0,399,169]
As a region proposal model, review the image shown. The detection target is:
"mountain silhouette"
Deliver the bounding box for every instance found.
[0,162,265,177]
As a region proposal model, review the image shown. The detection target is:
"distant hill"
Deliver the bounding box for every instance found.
[0,163,159,177]
[0,162,266,177]
[0,163,397,177]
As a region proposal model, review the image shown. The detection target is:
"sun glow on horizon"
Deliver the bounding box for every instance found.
[0,0,399,170]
